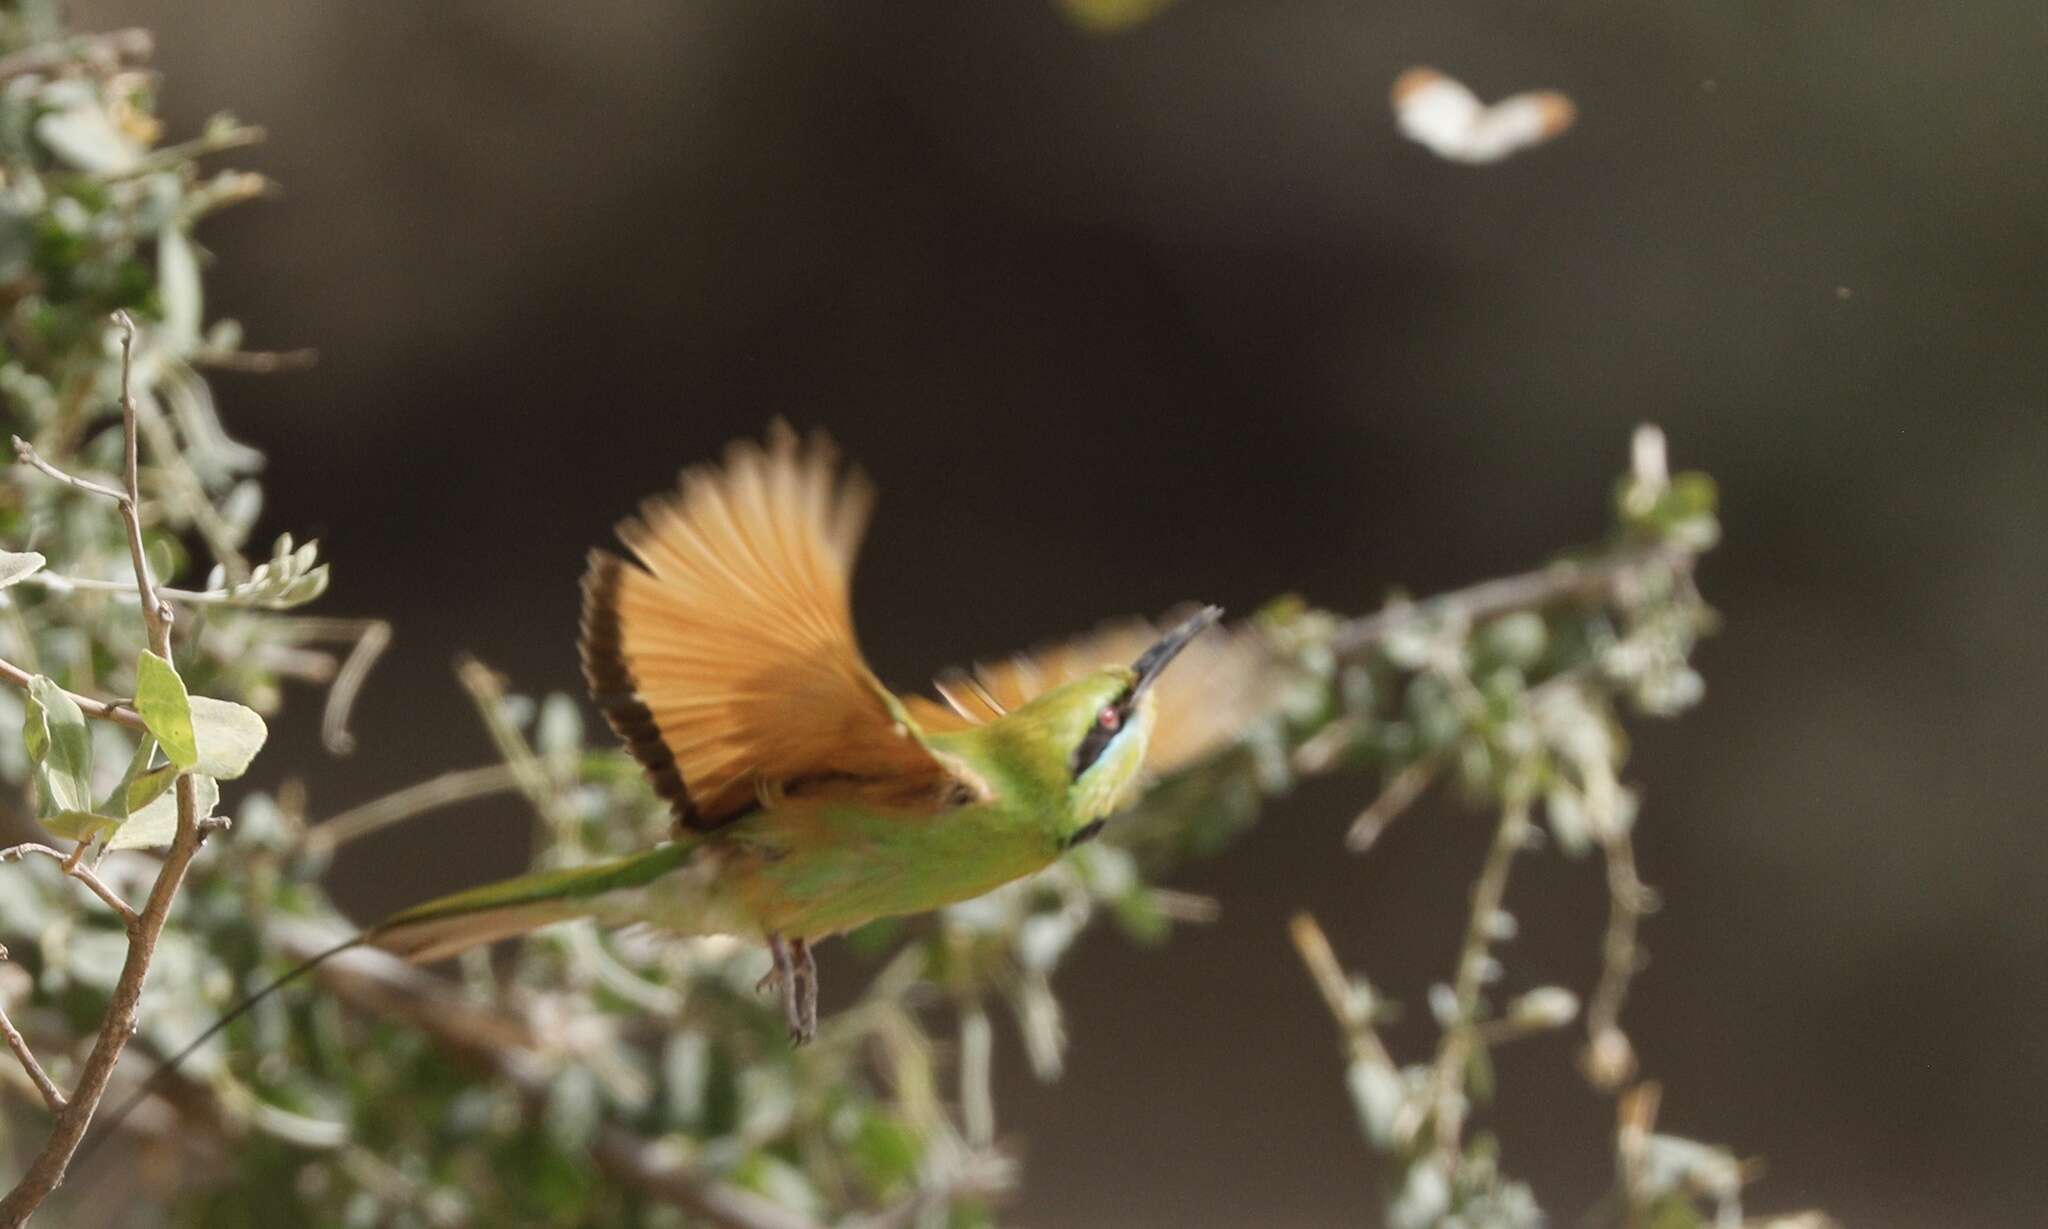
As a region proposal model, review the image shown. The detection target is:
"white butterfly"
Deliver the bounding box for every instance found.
[1391,67,1576,165]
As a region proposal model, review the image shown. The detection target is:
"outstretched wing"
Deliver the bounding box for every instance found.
[581,424,954,829]
[904,610,1276,778]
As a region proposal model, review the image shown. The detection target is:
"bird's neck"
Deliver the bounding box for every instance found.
[925,724,1094,846]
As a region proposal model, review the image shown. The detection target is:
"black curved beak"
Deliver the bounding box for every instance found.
[1129,605,1224,697]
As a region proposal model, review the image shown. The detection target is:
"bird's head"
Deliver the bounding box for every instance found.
[1006,605,1224,847]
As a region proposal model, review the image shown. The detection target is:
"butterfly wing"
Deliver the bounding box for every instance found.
[581,424,954,829]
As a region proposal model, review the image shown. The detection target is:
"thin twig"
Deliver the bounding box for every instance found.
[21,570,274,608]
[1,314,208,1227]
[1331,540,1689,658]
[124,379,250,584]
[1288,912,1395,1070]
[294,617,389,755]
[456,654,574,839]
[0,946,66,1113]
[959,1000,995,1148]
[1413,796,1531,1164]
[1583,831,1652,1091]
[97,124,266,182]
[0,844,141,929]
[1614,1082,1661,1228]
[191,347,318,374]
[111,317,176,651]
[300,763,525,854]
[10,438,126,503]
[1345,755,1441,852]
[0,654,145,730]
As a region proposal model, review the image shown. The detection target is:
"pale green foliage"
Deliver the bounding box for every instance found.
[0,551,44,589]
[0,14,1827,1229]
[134,650,195,768]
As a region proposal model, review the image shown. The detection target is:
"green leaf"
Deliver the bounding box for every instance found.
[0,550,45,588]
[41,809,119,842]
[97,734,158,820]
[124,763,179,815]
[188,695,267,779]
[108,774,218,851]
[23,675,93,815]
[135,651,198,769]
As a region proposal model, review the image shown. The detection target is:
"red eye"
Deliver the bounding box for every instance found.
[1098,707,1121,731]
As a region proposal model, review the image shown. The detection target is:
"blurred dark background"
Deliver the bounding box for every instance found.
[73,1,2048,1224]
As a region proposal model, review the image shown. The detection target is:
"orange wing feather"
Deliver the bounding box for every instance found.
[580,424,951,829]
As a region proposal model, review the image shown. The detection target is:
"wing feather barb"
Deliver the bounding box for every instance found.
[580,424,954,829]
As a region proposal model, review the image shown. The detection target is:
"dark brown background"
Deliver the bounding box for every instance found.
[75,2,2048,1225]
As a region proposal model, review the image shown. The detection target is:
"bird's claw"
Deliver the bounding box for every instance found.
[765,933,819,1047]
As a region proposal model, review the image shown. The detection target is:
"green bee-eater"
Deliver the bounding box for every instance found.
[82,426,1251,1162]
[368,426,1228,1043]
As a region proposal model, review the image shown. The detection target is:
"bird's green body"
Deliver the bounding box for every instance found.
[376,670,1155,953]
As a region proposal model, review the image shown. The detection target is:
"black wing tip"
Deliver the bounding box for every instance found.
[578,550,710,831]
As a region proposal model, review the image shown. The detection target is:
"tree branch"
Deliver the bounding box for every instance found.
[1412,796,1532,1162]
[0,656,144,731]
[0,845,141,930]
[299,763,523,853]
[1,315,208,1227]
[21,571,268,607]
[1289,913,1396,1071]
[8,441,124,504]
[1582,831,1652,1091]
[0,947,65,1114]
[1331,539,1690,658]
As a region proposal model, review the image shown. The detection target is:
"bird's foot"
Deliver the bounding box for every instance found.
[765,934,818,1046]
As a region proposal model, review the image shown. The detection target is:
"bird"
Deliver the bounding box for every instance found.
[77,424,1248,1163]
[367,423,1226,1042]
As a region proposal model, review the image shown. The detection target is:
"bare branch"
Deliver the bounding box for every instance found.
[1,315,208,1226]
[0,844,142,929]
[113,314,176,656]
[300,763,523,853]
[1289,912,1395,1070]
[0,654,146,731]
[1583,832,1653,1091]
[1332,539,1690,658]
[191,346,318,374]
[22,571,274,608]
[277,616,390,755]
[0,946,66,1113]
[9,438,126,504]
[1412,796,1532,1162]
[1345,755,1441,852]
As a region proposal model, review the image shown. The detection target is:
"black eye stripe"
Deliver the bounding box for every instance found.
[1069,690,1135,779]
[1061,818,1108,849]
